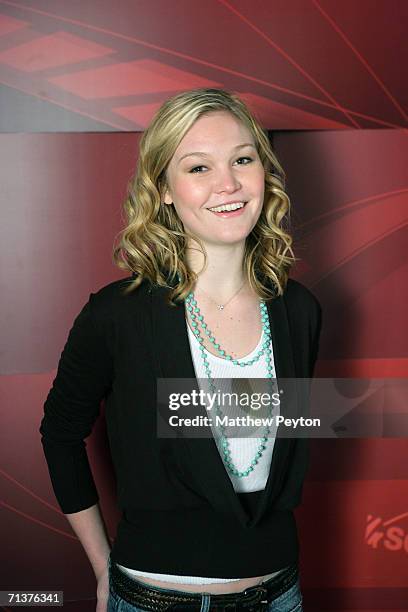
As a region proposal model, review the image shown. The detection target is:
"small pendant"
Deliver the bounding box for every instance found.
[218,304,224,310]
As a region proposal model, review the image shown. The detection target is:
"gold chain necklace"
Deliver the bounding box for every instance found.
[196,280,246,311]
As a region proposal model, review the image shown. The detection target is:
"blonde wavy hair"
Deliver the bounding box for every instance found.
[112,87,296,304]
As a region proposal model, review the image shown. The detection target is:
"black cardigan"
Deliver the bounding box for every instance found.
[39,275,322,578]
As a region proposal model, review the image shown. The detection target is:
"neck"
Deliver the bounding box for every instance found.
[186,240,247,301]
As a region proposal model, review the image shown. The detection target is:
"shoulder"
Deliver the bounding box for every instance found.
[283,278,321,308]
[87,275,151,323]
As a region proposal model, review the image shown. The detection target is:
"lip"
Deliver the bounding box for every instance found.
[206,200,247,209]
[206,201,248,218]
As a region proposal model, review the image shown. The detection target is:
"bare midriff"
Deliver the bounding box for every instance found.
[127,572,280,594]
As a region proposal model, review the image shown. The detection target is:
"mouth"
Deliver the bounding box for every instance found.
[206,201,248,217]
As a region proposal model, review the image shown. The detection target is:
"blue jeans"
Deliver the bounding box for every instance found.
[107,565,303,611]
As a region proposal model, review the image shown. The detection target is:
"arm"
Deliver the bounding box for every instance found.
[64,505,112,612]
[40,294,114,566]
[65,503,111,579]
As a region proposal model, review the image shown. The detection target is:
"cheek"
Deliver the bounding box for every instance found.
[255,167,266,191]
[244,164,265,198]
[173,178,208,207]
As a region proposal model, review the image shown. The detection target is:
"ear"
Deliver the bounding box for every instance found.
[163,191,173,205]
[162,185,173,206]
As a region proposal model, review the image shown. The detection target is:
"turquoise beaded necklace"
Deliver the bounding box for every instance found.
[185,292,275,478]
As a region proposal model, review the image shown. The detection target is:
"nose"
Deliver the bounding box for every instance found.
[214,165,241,194]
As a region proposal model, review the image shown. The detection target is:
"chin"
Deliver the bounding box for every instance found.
[217,225,255,242]
[208,232,250,246]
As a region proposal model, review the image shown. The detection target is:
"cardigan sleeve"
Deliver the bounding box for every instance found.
[39,293,113,514]
[310,298,322,378]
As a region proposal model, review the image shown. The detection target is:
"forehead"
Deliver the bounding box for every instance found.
[175,111,254,154]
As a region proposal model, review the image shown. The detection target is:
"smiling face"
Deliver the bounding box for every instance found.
[162,111,265,250]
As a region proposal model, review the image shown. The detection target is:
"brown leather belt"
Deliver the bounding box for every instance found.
[108,558,299,611]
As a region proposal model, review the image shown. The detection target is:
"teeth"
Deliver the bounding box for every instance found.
[208,202,246,213]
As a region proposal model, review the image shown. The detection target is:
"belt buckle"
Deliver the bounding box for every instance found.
[242,585,269,608]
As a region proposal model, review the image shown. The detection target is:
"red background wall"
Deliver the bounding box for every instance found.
[0,2,407,611]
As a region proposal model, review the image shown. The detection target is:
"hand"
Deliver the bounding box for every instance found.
[96,566,109,612]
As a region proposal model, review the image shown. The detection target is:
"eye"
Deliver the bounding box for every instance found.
[189,157,253,173]
[235,156,253,165]
[189,165,207,174]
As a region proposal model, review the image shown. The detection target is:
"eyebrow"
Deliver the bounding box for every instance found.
[177,143,256,164]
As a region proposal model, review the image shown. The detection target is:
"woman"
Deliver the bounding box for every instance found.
[40,88,322,611]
